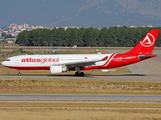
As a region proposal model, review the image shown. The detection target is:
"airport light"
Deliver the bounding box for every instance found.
[32,41,37,54]
[5,42,6,59]
[44,41,48,54]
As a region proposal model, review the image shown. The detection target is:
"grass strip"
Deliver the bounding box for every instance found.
[0,79,160,95]
[0,101,161,108]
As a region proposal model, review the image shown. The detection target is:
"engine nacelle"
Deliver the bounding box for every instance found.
[50,66,67,74]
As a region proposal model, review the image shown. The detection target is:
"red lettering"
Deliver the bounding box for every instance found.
[26,58,29,62]
[55,58,59,62]
[32,59,36,62]
[48,58,51,62]
[42,58,47,64]
[21,57,59,63]
[36,59,40,62]
[21,59,25,62]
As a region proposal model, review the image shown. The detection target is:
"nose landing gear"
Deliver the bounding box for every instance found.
[17,70,21,76]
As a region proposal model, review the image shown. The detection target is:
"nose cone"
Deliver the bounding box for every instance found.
[1,61,6,66]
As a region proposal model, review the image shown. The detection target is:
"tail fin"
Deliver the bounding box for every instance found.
[125,29,160,55]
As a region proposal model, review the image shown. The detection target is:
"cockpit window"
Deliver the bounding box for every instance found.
[6,59,10,61]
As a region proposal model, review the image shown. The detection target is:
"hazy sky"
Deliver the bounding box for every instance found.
[0,0,161,28]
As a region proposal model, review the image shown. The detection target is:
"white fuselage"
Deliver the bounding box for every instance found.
[2,54,112,69]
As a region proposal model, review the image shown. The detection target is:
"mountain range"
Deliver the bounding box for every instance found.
[0,0,161,28]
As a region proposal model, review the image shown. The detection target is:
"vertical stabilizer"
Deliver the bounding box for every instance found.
[125,29,160,55]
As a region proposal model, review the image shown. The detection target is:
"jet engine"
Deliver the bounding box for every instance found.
[50,66,67,74]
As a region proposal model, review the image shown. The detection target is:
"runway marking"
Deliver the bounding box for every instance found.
[146,60,161,68]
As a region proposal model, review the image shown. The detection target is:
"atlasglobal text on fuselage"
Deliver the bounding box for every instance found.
[21,57,59,63]
[1,29,160,76]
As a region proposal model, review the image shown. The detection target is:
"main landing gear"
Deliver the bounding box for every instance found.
[75,72,84,76]
[75,67,84,76]
[17,70,21,76]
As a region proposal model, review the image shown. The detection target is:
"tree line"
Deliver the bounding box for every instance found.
[15,26,161,47]
[1,32,16,39]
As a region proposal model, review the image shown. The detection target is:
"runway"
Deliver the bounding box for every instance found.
[0,94,161,101]
[0,73,160,81]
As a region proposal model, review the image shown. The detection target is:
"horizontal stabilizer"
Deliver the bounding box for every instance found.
[138,54,157,60]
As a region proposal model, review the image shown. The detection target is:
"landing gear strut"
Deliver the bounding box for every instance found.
[75,67,84,76]
[17,70,21,76]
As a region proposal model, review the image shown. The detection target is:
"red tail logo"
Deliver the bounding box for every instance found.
[140,33,155,47]
[125,29,160,55]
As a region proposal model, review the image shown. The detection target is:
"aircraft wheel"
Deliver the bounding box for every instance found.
[75,72,84,76]
[80,72,84,76]
[75,72,79,76]
[18,73,21,76]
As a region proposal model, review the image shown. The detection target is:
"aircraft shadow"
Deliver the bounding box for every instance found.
[0,74,146,77]
[86,74,146,77]
[50,73,146,77]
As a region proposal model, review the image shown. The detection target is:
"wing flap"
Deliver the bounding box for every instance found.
[65,59,100,67]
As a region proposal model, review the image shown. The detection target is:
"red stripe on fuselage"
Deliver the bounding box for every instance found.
[5,66,50,70]
[83,54,142,70]
[102,54,116,66]
[106,54,140,68]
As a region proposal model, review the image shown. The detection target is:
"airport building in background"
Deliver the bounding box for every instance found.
[0,23,154,38]
[0,23,45,37]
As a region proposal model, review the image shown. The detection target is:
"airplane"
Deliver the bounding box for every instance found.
[1,29,160,76]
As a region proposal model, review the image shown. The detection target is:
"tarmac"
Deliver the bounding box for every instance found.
[0,94,160,101]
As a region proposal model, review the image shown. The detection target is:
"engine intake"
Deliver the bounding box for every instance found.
[50,66,66,74]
